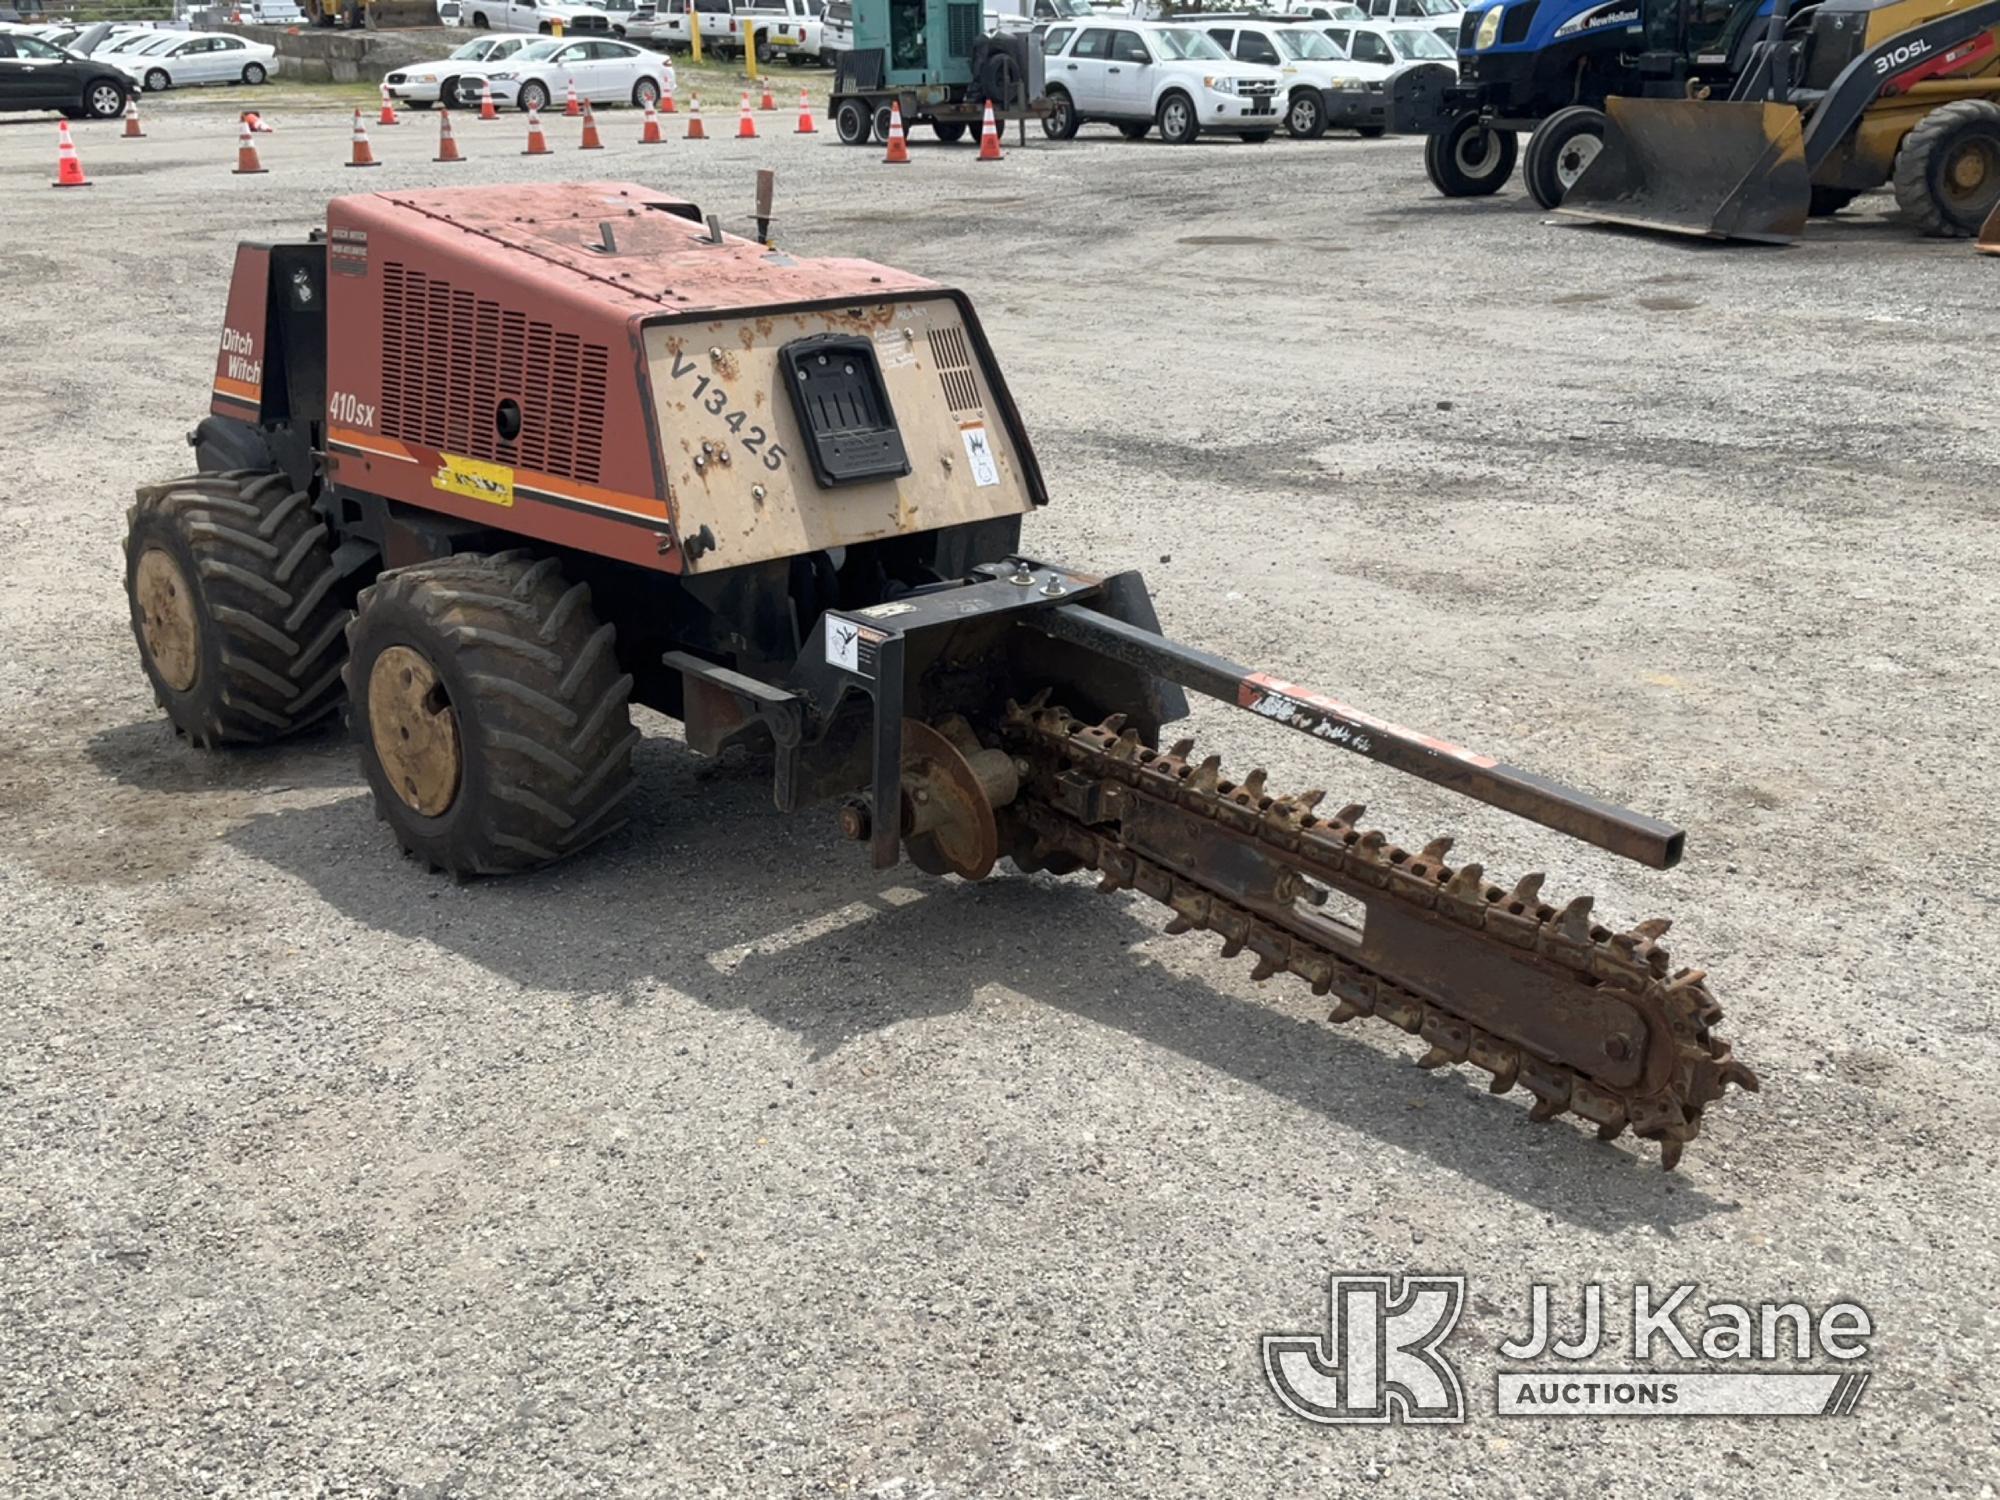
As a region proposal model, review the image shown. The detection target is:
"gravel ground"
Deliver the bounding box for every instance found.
[1,88,1996,1500]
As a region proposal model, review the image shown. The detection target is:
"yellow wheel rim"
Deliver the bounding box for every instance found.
[368,644,462,817]
[135,548,200,693]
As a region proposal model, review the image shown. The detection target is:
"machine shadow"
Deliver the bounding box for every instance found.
[85,715,364,794]
[224,733,1733,1231]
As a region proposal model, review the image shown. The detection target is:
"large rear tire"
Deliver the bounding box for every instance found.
[124,470,352,748]
[1522,105,1605,210]
[343,551,639,878]
[1892,100,2000,237]
[1426,111,1515,197]
[1041,85,1077,140]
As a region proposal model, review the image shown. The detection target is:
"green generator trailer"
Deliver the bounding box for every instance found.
[828,0,1049,145]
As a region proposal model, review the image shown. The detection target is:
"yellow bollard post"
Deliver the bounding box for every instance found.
[690,8,702,64]
[744,18,757,82]
[552,17,563,36]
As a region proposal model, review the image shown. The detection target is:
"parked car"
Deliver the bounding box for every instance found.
[112,32,276,91]
[628,0,767,58]
[1278,0,1365,17]
[1357,0,1461,45]
[987,0,1094,32]
[449,34,666,111]
[1041,22,1280,144]
[437,0,465,23]
[0,28,130,117]
[383,32,528,106]
[462,0,613,35]
[1318,16,1456,71]
[819,0,849,53]
[1202,18,1364,139]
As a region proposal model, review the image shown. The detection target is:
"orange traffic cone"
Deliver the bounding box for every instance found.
[378,83,399,126]
[737,92,757,138]
[578,100,603,150]
[435,107,465,162]
[121,94,145,139]
[660,77,676,113]
[564,79,580,117]
[881,99,909,164]
[795,86,816,134]
[685,94,705,140]
[346,109,379,168]
[479,80,498,122]
[52,119,91,187]
[760,82,776,111]
[521,103,551,155]
[242,109,274,132]
[232,117,267,174]
[640,101,664,144]
[977,98,1003,161]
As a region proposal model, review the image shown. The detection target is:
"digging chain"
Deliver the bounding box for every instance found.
[998,695,1760,1170]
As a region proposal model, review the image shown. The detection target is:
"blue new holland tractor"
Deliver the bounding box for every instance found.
[1427,0,1786,206]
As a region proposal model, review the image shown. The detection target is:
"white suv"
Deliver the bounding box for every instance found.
[1204,19,1363,139]
[1041,21,1281,144]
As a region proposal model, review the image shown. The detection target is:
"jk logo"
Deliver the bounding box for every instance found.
[1262,1274,1467,1425]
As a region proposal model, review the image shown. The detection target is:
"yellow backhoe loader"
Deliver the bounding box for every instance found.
[1560,0,2000,243]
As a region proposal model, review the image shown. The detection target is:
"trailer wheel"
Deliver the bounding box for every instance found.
[1425,111,1515,197]
[873,102,895,141]
[344,551,639,878]
[933,120,966,142]
[124,470,352,749]
[834,97,872,143]
[1285,89,1325,141]
[1042,85,1077,140]
[1523,105,1605,210]
[1892,100,2000,237]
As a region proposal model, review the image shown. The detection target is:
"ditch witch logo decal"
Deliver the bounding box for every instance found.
[1264,1276,1873,1424]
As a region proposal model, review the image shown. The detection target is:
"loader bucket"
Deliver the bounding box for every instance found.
[1556,98,1810,246]
[1981,199,2000,255]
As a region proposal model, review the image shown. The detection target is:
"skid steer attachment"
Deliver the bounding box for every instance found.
[1557,98,1809,243]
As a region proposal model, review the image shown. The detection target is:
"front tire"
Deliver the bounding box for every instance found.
[472,10,490,26]
[1285,88,1325,141]
[86,80,126,118]
[344,551,639,878]
[1425,110,1516,196]
[1041,84,1077,140]
[1157,89,1198,145]
[1892,100,2000,237]
[144,68,169,93]
[242,61,267,85]
[834,97,872,144]
[1522,104,1605,210]
[518,79,550,113]
[633,76,660,107]
[124,470,352,749]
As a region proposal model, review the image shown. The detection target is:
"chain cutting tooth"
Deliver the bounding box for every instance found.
[1168,738,1196,760]
[1240,769,1268,801]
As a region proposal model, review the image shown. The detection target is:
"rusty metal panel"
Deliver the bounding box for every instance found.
[642,298,1036,574]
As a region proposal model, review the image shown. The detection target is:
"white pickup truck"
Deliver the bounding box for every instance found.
[460,0,613,35]
[629,0,794,59]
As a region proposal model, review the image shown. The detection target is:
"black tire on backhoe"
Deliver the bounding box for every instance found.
[342,551,640,878]
[124,469,351,748]
[1892,99,2000,237]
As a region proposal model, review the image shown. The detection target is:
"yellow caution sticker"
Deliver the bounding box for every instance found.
[431,453,515,508]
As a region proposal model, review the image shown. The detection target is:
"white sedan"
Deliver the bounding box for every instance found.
[383,34,530,107]
[449,36,667,113]
[113,32,278,92]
